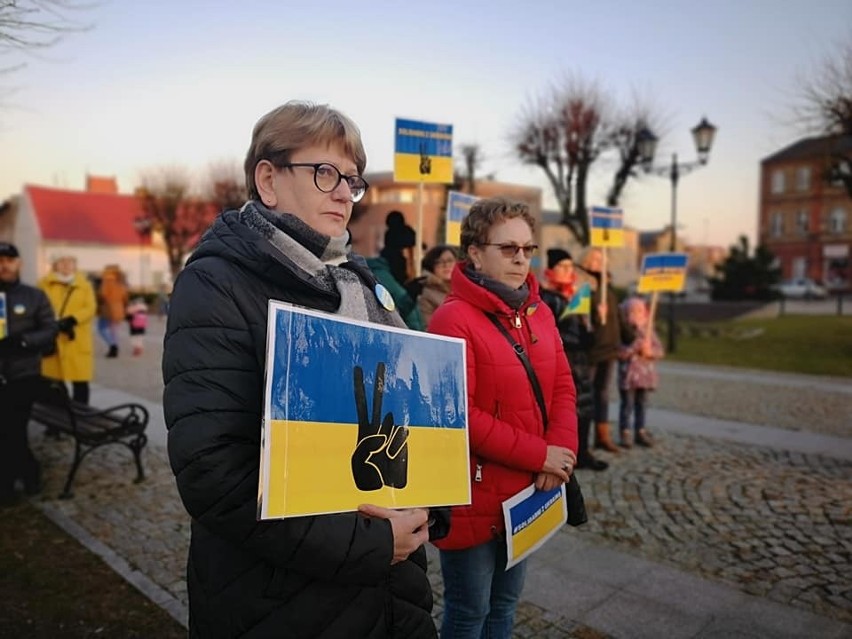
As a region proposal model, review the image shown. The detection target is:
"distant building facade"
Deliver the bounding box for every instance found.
[759,135,852,291]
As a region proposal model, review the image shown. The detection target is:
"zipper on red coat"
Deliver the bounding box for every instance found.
[475,463,483,482]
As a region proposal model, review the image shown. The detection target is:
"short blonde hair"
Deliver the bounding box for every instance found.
[460,196,535,254]
[244,101,367,200]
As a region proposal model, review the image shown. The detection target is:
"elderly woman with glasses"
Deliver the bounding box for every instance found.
[428,196,578,639]
[163,101,437,638]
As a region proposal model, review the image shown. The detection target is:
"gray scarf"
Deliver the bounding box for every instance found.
[464,263,530,310]
[240,201,406,329]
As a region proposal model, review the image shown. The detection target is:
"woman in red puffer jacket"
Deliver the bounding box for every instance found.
[428,196,578,639]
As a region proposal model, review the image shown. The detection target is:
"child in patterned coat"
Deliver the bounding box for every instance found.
[617,296,664,448]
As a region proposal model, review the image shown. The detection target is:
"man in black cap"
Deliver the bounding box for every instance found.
[540,248,608,471]
[0,242,58,505]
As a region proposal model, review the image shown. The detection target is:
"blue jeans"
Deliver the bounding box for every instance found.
[619,388,648,432]
[97,317,117,347]
[439,538,527,639]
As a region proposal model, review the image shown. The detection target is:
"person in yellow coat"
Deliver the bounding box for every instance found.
[39,255,96,405]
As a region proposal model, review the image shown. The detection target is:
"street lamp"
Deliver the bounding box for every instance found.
[637,116,717,353]
[133,216,153,292]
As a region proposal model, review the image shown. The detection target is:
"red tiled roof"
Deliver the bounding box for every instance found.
[25,185,150,246]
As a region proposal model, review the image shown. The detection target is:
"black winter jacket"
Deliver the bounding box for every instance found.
[163,210,436,639]
[539,288,594,421]
[0,279,57,385]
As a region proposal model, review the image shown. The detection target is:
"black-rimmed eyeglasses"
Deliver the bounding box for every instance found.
[480,243,538,259]
[272,161,369,203]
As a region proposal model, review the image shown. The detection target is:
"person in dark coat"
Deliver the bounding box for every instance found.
[162,101,437,639]
[579,247,622,454]
[380,210,416,287]
[0,242,58,504]
[540,248,608,471]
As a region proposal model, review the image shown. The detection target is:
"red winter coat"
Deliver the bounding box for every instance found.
[428,264,578,550]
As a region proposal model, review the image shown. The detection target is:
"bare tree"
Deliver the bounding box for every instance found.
[791,39,852,197]
[605,96,667,207]
[458,143,482,194]
[205,160,247,212]
[1,1,93,99]
[136,167,218,281]
[512,75,615,245]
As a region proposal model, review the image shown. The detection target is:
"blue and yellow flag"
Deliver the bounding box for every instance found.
[445,191,479,245]
[260,302,471,519]
[637,252,688,293]
[589,205,624,247]
[503,484,567,569]
[559,283,591,319]
[394,118,454,184]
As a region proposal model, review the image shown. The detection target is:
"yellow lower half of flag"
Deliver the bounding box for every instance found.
[446,221,461,246]
[510,495,566,560]
[637,273,686,293]
[590,228,624,247]
[394,153,454,183]
[262,420,471,518]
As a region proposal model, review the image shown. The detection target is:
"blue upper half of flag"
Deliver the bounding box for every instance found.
[269,308,466,428]
[590,216,623,229]
[395,118,453,157]
[447,191,478,222]
[509,486,562,530]
[642,253,688,272]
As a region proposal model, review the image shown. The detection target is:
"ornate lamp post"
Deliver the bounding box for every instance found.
[637,117,717,353]
[133,216,153,291]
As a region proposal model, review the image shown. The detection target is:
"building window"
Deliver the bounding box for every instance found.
[771,170,785,194]
[796,210,809,234]
[771,212,784,237]
[795,166,811,191]
[829,207,847,234]
[791,256,807,280]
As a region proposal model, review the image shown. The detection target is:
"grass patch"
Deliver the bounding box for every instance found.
[0,499,185,638]
[667,315,852,377]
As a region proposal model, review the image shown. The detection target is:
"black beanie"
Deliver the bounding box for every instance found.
[546,248,572,270]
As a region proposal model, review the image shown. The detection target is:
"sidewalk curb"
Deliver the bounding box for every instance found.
[35,500,189,629]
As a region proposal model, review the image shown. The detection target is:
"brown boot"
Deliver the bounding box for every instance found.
[620,429,633,449]
[594,422,620,453]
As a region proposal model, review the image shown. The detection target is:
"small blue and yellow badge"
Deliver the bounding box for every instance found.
[526,303,538,316]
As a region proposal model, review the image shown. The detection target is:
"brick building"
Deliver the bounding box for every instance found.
[759,135,852,291]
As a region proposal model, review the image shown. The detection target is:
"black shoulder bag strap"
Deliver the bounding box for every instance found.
[484,311,588,527]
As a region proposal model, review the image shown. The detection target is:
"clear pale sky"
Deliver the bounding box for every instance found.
[2,0,850,247]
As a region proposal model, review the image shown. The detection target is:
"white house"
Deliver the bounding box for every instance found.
[2,177,170,290]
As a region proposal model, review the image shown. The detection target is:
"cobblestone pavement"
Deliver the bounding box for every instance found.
[27,320,852,637]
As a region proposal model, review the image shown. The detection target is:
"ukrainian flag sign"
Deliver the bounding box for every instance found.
[394,118,454,184]
[503,483,567,569]
[446,191,479,245]
[637,252,688,293]
[259,302,471,519]
[0,292,6,338]
[558,283,592,319]
[589,206,624,247]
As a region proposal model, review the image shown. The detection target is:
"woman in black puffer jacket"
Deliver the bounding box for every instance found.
[540,249,608,471]
[163,101,437,639]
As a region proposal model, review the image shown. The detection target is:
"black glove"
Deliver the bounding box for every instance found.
[427,507,451,542]
[57,316,78,339]
[404,276,427,300]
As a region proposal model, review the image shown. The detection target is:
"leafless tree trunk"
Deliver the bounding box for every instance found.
[458,144,482,194]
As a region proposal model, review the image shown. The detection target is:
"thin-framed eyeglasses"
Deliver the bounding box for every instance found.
[271,161,369,203]
[479,243,538,259]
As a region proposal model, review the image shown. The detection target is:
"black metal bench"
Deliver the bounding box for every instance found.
[30,379,149,499]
